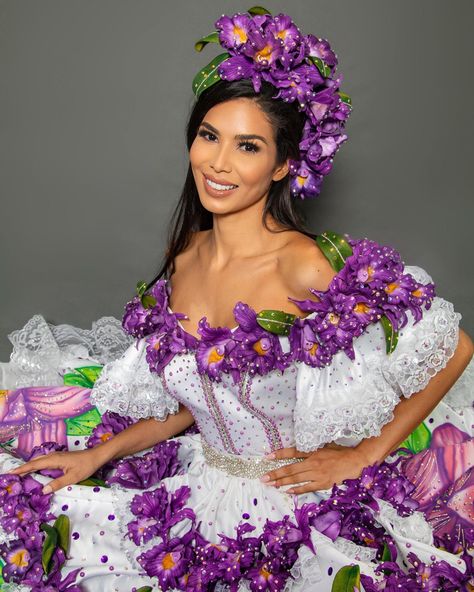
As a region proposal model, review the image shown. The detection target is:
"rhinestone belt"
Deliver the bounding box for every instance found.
[201,439,306,479]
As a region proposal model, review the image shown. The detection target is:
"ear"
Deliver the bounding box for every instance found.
[272,159,289,182]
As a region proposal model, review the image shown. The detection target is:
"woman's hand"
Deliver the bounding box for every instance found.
[260,444,369,495]
[8,449,103,494]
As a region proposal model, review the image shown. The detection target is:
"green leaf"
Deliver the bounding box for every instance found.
[192,52,230,98]
[65,407,102,436]
[338,91,352,106]
[141,293,157,309]
[247,6,272,16]
[54,514,70,557]
[316,231,353,272]
[136,587,153,592]
[256,309,297,336]
[63,365,103,388]
[400,421,432,454]
[194,31,219,52]
[331,564,361,592]
[308,55,332,78]
[380,315,399,354]
[136,280,147,298]
[41,523,58,575]
[381,541,392,561]
[77,477,110,488]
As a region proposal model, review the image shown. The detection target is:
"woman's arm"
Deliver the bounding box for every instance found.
[8,404,195,493]
[261,328,473,493]
[93,404,195,465]
[354,327,473,466]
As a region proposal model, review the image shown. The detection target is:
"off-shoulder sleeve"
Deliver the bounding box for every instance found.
[293,265,463,452]
[89,337,179,421]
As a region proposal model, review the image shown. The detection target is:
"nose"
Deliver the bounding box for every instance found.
[210,142,232,173]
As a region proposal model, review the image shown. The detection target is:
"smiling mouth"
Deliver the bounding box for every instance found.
[204,175,238,191]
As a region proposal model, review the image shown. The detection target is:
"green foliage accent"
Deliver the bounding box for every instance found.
[136,280,147,299]
[136,280,156,309]
[248,6,272,16]
[194,31,219,52]
[381,541,392,561]
[77,477,110,488]
[63,366,103,388]
[399,421,432,455]
[54,515,70,556]
[308,55,332,78]
[136,587,153,592]
[331,564,361,591]
[0,556,5,586]
[193,52,230,97]
[41,523,58,575]
[41,515,70,575]
[65,407,102,436]
[256,310,297,336]
[316,230,353,272]
[338,91,352,106]
[379,315,399,354]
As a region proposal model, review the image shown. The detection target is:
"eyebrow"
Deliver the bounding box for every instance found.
[199,121,268,145]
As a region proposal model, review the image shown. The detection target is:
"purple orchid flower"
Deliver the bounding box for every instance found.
[195,318,237,381]
[122,279,170,339]
[215,13,256,49]
[230,302,291,376]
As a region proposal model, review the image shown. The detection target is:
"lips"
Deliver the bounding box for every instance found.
[204,173,238,188]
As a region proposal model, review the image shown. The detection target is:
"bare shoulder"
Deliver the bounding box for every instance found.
[279,232,337,294]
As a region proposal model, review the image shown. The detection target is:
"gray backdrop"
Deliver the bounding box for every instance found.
[1,0,473,361]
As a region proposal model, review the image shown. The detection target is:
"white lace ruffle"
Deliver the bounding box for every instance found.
[3,314,133,388]
[89,337,179,421]
[381,297,461,398]
[294,265,464,452]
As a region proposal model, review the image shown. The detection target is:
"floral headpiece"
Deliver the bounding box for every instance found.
[192,6,352,199]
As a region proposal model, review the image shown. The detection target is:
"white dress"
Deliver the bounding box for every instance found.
[0,264,472,592]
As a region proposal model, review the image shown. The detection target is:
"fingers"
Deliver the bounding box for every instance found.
[7,453,61,476]
[42,475,73,494]
[261,458,313,483]
[265,447,311,460]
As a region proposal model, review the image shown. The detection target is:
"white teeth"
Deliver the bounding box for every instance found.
[206,178,237,191]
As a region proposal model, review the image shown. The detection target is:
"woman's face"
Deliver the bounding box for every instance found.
[189,98,289,215]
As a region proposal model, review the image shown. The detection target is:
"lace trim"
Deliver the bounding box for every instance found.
[294,293,463,453]
[5,314,133,388]
[89,338,179,421]
[294,354,400,452]
[375,499,433,545]
[381,297,461,398]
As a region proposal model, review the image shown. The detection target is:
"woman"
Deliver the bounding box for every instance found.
[1,7,473,591]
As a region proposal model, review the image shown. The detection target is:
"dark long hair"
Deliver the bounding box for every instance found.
[146,78,317,290]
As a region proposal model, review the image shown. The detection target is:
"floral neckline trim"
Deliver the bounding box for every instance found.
[122,231,436,383]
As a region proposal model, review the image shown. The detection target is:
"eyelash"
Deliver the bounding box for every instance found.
[197,130,260,153]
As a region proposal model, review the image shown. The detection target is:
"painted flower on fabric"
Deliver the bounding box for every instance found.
[230,302,291,377]
[401,423,473,510]
[425,467,474,554]
[195,319,237,381]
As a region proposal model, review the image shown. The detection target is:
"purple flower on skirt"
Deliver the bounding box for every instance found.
[0,474,23,501]
[108,440,182,490]
[0,539,43,584]
[137,530,195,590]
[246,557,289,591]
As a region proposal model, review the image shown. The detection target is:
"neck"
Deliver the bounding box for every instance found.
[204,198,284,269]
